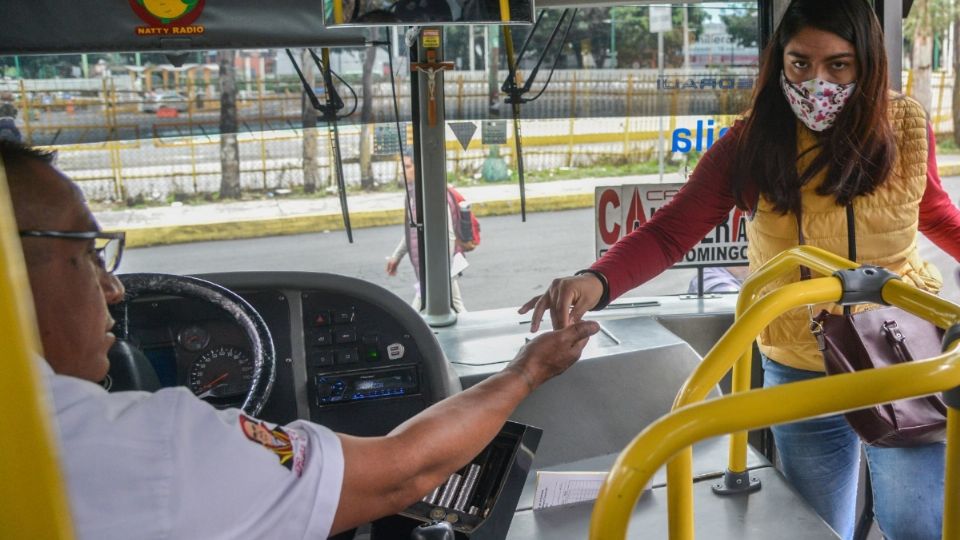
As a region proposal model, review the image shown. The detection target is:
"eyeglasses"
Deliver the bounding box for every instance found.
[18,230,126,273]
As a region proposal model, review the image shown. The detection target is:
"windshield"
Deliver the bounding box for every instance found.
[3,2,955,310]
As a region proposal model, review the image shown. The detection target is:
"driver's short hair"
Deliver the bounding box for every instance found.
[0,139,55,169]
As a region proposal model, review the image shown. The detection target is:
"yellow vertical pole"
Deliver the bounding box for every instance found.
[333,0,344,24]
[944,407,960,539]
[19,80,33,144]
[624,74,633,159]
[258,73,268,190]
[936,71,947,130]
[726,349,753,472]
[666,449,695,540]
[187,70,199,194]
[0,159,75,540]
[568,72,577,167]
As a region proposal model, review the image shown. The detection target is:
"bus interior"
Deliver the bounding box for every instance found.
[3,0,960,539]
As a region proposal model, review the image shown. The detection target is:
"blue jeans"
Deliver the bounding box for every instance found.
[762,357,945,540]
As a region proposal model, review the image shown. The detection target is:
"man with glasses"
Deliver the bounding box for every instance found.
[1,139,600,539]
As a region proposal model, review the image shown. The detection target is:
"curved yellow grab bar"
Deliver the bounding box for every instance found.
[664,246,960,539]
[724,250,960,474]
[590,340,960,540]
[0,159,75,538]
[724,246,859,472]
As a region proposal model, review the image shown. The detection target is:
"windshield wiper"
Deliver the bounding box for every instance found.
[285,47,354,243]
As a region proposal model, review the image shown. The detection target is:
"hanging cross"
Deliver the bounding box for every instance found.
[411,52,454,127]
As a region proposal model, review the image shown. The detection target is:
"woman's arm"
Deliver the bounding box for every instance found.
[919,124,960,262]
[591,122,742,300]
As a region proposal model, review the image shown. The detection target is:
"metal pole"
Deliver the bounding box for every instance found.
[469,25,476,72]
[682,4,690,72]
[417,28,457,327]
[657,31,665,182]
[610,10,617,68]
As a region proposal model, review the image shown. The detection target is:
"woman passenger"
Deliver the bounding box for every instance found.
[521,1,960,538]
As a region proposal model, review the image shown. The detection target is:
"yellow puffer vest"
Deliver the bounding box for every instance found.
[746,95,943,372]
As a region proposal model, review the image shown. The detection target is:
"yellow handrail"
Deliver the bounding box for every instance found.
[663,246,960,538]
[594,250,960,540]
[590,338,960,539]
[0,159,75,538]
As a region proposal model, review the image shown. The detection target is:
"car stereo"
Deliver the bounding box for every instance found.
[315,366,420,405]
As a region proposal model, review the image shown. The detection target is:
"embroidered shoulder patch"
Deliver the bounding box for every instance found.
[238,415,307,476]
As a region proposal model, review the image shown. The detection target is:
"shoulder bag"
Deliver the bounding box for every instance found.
[802,205,946,447]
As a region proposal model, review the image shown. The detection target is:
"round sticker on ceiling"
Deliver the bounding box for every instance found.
[129,0,206,36]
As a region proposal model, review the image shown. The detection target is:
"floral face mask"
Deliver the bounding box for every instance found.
[780,71,856,132]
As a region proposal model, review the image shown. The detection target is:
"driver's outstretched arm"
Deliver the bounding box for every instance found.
[330,320,599,533]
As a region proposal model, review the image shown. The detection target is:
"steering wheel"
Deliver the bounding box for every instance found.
[109,273,276,416]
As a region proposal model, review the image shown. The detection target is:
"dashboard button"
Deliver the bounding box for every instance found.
[362,334,380,346]
[335,328,358,344]
[337,349,360,365]
[314,331,333,346]
[364,347,380,361]
[313,311,331,326]
[334,311,355,324]
[387,343,405,361]
[312,351,335,367]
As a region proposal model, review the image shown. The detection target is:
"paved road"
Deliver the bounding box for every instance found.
[120,179,960,312]
[119,207,672,311]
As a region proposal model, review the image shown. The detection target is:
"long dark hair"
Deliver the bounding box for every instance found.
[732,0,896,215]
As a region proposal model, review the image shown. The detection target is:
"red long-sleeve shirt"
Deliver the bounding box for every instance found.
[592,122,960,301]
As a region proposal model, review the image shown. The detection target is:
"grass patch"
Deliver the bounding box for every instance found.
[937,136,960,155]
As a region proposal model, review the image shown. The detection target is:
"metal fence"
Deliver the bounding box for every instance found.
[1,68,954,203]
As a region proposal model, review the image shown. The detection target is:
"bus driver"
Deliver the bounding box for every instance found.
[1,140,601,539]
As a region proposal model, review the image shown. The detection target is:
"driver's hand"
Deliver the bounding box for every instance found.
[518,274,604,332]
[506,321,600,391]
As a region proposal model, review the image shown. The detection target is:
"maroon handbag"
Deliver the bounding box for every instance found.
[803,205,947,447]
[812,307,947,447]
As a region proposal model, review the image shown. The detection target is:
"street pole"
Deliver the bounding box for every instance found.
[610,10,617,68]
[657,30,665,182]
[469,25,476,71]
[683,4,690,72]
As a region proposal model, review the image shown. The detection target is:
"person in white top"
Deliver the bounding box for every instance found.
[2,140,599,539]
[386,150,467,312]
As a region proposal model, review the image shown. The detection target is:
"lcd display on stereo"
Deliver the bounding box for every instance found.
[315,366,420,405]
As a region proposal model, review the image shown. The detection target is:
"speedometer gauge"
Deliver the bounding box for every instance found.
[188,346,254,399]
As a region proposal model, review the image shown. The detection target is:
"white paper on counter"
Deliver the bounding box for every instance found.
[533,470,651,510]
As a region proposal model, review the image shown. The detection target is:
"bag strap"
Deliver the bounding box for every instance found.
[844,204,855,316]
[796,205,812,281]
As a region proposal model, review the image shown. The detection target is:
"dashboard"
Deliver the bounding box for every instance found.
[116,272,460,435]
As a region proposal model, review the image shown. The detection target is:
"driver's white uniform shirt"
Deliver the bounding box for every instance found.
[42,361,344,539]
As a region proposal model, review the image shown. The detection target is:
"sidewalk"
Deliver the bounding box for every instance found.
[97,154,960,248]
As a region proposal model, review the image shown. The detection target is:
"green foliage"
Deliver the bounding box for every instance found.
[606,5,707,68]
[720,4,758,48]
[904,0,955,39]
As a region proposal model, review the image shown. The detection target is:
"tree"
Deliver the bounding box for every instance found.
[301,49,320,194]
[904,0,953,114]
[604,6,707,68]
[721,5,758,48]
[358,45,378,190]
[218,50,241,200]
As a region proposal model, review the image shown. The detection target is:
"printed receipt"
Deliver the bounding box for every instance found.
[533,471,651,510]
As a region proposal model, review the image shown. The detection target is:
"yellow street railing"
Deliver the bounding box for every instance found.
[592,247,960,539]
[0,158,75,538]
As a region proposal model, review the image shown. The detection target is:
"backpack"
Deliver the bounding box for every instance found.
[446,186,481,252]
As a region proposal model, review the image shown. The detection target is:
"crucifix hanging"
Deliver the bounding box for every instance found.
[411,50,454,127]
